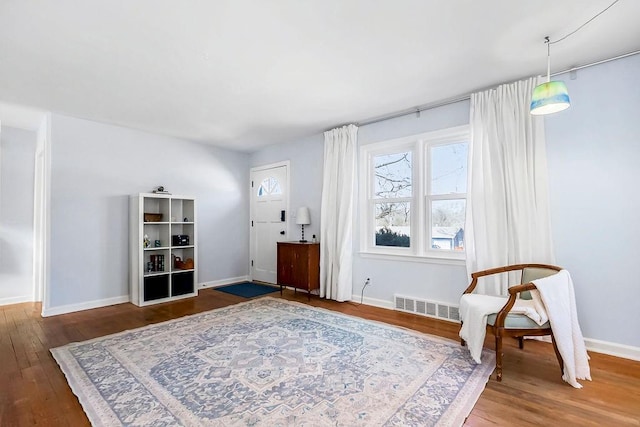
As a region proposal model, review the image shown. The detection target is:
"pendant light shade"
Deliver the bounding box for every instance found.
[530,36,570,115]
[530,81,570,115]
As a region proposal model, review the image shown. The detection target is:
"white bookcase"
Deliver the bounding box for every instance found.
[129,193,198,306]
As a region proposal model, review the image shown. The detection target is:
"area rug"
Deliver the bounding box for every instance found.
[215,282,280,298]
[51,297,495,426]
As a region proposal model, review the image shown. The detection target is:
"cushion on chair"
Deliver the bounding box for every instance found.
[518,267,559,300]
[487,312,551,329]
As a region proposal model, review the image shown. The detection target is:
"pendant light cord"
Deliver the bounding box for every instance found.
[545,36,551,81]
[550,0,621,44]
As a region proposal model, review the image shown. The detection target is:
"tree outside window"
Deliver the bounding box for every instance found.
[373,152,412,248]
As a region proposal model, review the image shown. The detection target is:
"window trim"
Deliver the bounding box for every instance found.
[359,125,469,261]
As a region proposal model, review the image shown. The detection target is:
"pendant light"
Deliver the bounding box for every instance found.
[530,36,570,115]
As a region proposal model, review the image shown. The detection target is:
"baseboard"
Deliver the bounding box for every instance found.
[41,275,251,316]
[199,275,251,289]
[350,294,394,310]
[528,336,639,361]
[585,337,640,361]
[42,295,130,317]
[0,295,33,307]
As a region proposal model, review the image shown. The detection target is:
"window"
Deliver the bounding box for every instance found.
[373,151,413,248]
[361,126,469,260]
[429,142,467,252]
[257,177,282,197]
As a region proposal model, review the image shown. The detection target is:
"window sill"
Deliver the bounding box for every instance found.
[358,251,466,266]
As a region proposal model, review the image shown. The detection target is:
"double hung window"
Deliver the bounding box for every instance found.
[360,126,469,260]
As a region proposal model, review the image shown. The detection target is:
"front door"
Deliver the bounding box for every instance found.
[250,163,289,283]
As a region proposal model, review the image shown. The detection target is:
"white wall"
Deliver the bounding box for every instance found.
[48,114,250,310]
[545,53,640,347]
[0,126,37,304]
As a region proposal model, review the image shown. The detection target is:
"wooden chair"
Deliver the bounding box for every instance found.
[460,263,564,381]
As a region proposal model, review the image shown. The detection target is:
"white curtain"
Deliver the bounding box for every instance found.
[320,124,358,301]
[465,77,555,295]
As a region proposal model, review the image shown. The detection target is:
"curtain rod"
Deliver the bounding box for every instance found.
[351,50,639,128]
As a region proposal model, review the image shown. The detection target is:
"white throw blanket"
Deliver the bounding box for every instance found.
[459,294,549,364]
[532,270,591,388]
[459,294,506,363]
[510,294,549,326]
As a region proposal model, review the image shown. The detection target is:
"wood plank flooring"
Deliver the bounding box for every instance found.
[1,289,638,426]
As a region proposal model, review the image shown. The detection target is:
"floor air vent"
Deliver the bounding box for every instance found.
[393,294,460,323]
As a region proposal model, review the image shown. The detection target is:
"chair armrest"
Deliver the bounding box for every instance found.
[508,282,537,295]
[463,277,479,294]
[464,263,561,295]
[494,292,519,328]
[494,282,539,327]
[472,264,527,278]
[464,265,528,294]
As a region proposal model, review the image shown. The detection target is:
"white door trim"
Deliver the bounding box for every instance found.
[34,113,51,313]
[249,160,290,282]
[0,104,50,312]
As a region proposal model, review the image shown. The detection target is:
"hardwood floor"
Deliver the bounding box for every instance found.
[1,289,638,426]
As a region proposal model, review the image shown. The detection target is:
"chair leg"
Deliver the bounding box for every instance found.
[551,334,565,376]
[460,322,466,346]
[495,334,503,382]
[518,336,524,349]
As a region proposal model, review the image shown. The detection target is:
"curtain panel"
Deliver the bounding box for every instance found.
[466,77,555,295]
[320,124,358,301]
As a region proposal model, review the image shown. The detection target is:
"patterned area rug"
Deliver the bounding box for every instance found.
[51,298,494,426]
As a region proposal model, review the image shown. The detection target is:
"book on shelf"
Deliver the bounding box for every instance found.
[149,254,165,272]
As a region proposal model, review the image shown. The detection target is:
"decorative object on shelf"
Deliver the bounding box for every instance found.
[184,217,188,222]
[172,235,190,246]
[152,186,171,194]
[143,234,150,248]
[296,207,311,242]
[173,256,194,270]
[144,213,163,222]
[312,234,317,243]
[147,262,153,272]
[154,240,161,247]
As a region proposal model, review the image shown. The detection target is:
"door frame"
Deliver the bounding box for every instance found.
[0,106,50,313]
[249,160,290,282]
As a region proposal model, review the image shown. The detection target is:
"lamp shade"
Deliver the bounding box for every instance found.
[296,207,310,225]
[530,80,570,115]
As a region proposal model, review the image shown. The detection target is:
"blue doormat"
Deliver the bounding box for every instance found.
[215,282,280,298]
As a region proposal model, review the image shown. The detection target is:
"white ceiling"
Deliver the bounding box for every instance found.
[1,1,638,151]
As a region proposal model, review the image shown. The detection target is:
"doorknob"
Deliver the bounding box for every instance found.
[280,230,285,235]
